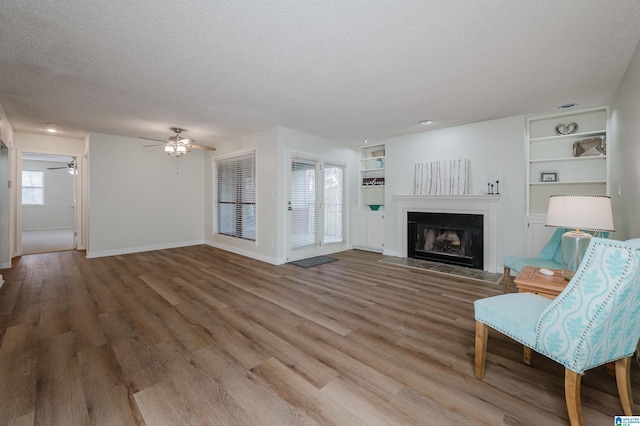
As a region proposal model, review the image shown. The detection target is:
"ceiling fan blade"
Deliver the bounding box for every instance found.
[47,166,69,170]
[143,143,164,147]
[139,136,166,143]
[189,143,216,151]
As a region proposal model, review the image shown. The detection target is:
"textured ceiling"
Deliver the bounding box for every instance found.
[1,0,640,146]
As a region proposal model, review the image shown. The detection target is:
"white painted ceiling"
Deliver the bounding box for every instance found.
[1,1,640,146]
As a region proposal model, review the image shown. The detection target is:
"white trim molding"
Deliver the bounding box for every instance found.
[393,195,501,273]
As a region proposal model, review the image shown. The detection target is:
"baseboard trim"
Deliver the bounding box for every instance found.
[86,240,205,259]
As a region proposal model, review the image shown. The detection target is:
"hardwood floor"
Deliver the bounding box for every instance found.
[0,246,634,425]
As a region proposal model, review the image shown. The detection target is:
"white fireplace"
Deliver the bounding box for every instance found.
[393,195,501,273]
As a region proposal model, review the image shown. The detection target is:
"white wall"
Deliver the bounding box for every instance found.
[204,127,279,263]
[87,133,205,257]
[21,159,74,230]
[204,126,359,265]
[382,115,527,265]
[610,39,640,240]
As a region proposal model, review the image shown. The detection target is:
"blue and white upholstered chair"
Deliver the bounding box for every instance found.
[475,238,640,426]
[502,227,566,292]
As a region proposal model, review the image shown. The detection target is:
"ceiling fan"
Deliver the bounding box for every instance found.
[140,127,216,157]
[47,159,76,174]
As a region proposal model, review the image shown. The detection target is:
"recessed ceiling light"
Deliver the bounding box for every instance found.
[558,103,578,109]
[46,128,58,133]
[362,140,369,144]
[419,120,433,125]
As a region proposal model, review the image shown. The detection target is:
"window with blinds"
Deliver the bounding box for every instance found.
[214,151,256,241]
[289,157,345,250]
[290,159,318,250]
[22,170,44,205]
[323,163,344,244]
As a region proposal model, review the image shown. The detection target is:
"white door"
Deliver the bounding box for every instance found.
[286,154,345,261]
[288,156,321,260]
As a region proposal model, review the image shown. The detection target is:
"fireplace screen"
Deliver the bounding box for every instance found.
[408,212,483,269]
[422,228,466,258]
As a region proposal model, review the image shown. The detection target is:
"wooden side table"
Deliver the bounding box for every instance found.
[514,265,567,365]
[515,265,567,299]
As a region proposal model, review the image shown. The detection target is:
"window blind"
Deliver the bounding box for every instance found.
[290,158,318,250]
[22,170,44,205]
[323,163,344,244]
[215,151,256,241]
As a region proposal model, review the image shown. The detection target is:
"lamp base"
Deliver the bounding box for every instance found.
[561,230,592,280]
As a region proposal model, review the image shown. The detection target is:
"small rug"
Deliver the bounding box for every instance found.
[291,256,338,268]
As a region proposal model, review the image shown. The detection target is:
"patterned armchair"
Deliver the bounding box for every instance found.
[502,227,566,292]
[475,238,640,425]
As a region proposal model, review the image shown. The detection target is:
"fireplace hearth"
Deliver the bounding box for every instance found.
[408,211,483,269]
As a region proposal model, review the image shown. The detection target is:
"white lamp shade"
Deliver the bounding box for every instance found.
[165,144,175,153]
[545,195,615,232]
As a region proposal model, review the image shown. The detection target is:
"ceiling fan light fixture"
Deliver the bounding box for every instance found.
[141,127,214,158]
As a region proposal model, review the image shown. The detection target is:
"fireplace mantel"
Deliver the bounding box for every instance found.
[393,195,501,273]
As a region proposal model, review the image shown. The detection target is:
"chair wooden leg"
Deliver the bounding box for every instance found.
[616,357,634,415]
[523,346,532,365]
[503,267,511,293]
[474,321,488,378]
[565,369,583,426]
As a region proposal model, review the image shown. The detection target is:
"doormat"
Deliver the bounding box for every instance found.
[291,256,338,268]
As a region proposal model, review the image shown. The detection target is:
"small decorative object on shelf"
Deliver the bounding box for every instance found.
[371,149,385,157]
[486,170,503,195]
[363,177,384,186]
[555,122,578,135]
[572,136,605,157]
[487,180,500,194]
[368,204,381,211]
[540,171,559,182]
[375,159,384,168]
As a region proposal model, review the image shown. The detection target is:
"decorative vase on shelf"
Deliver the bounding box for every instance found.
[375,159,383,168]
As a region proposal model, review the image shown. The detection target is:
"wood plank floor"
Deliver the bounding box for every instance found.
[0,246,635,425]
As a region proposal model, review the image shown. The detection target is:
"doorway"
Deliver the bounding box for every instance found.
[0,139,9,272]
[286,153,345,261]
[19,152,77,254]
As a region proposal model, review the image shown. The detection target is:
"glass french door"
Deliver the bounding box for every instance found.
[287,154,344,260]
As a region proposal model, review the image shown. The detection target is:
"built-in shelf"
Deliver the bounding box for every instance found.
[530,180,606,186]
[529,130,606,143]
[529,156,605,163]
[525,106,610,255]
[354,143,386,252]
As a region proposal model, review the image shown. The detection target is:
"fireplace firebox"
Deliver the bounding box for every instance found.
[407,212,483,269]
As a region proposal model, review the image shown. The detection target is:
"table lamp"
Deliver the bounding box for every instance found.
[545,195,615,280]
